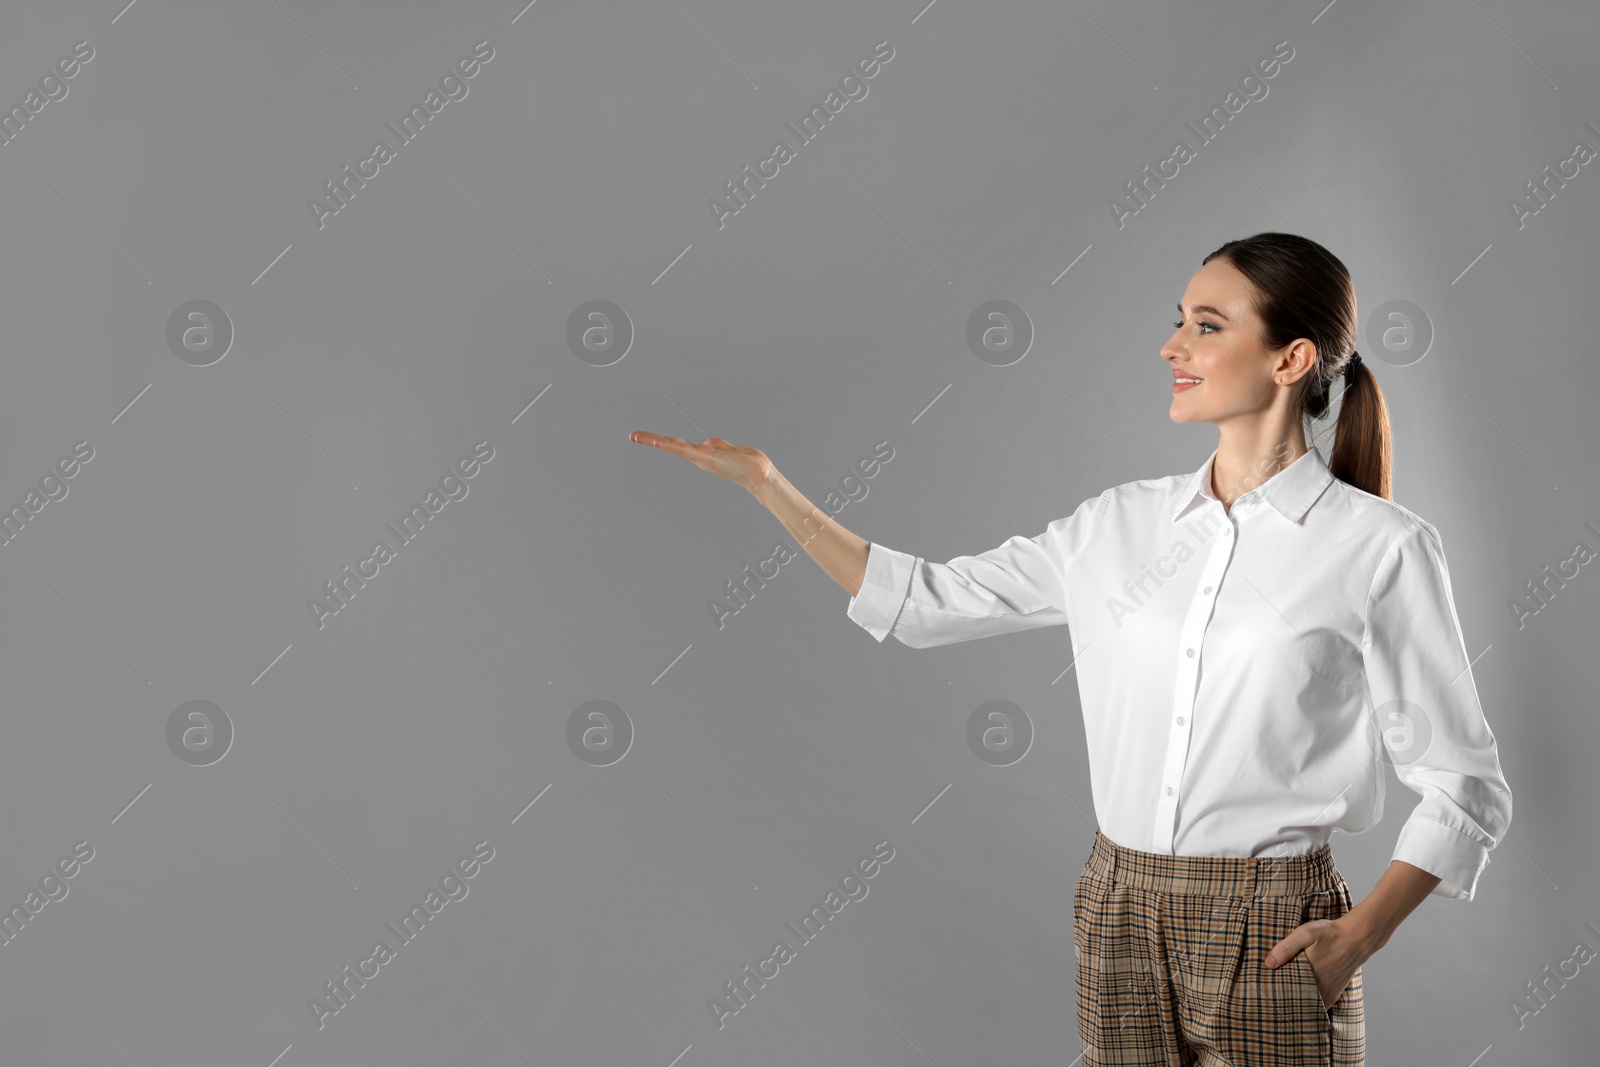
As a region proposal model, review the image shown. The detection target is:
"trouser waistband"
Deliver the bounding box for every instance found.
[1085,828,1340,898]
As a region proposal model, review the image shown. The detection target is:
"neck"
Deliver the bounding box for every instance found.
[1210,422,1309,510]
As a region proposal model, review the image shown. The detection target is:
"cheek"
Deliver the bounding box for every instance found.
[1205,356,1256,386]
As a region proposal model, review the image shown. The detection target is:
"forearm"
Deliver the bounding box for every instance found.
[749,468,871,597]
[1342,859,1442,953]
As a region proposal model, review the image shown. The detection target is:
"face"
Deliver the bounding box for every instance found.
[1162,257,1314,425]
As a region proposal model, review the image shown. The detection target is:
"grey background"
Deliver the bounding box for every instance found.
[1,0,1594,1063]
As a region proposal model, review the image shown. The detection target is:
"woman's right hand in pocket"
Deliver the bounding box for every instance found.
[628,432,775,494]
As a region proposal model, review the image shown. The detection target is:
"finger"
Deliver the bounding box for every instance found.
[630,431,691,453]
[1262,929,1312,968]
[634,432,732,476]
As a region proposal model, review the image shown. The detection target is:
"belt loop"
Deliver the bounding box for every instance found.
[1242,857,1258,899]
[1106,836,1118,883]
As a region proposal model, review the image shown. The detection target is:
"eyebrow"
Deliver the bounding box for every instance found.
[1176,303,1231,321]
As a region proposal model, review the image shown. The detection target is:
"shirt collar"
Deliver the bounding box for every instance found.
[1170,446,1336,525]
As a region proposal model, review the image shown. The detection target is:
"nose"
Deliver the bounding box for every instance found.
[1160,329,1186,364]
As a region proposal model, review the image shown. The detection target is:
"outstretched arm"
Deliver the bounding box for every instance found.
[628,431,870,597]
[629,429,1101,649]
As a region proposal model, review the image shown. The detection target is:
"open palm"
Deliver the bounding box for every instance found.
[628,431,774,496]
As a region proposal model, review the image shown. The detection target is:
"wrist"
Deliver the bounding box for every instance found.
[750,466,787,502]
[1338,906,1392,955]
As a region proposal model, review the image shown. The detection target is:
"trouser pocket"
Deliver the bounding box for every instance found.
[1324,880,1366,1066]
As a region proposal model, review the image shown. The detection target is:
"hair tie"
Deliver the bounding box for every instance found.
[1344,350,1363,382]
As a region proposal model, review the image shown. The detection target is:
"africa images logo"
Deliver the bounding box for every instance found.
[307,840,495,1030]
[308,440,496,630]
[307,40,496,230]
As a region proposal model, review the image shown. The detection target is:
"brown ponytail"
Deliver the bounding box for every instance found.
[1329,351,1391,501]
[1202,232,1393,500]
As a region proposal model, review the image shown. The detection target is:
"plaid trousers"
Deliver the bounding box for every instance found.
[1072,828,1365,1066]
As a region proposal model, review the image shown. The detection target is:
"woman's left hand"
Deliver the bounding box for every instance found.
[1264,915,1370,1009]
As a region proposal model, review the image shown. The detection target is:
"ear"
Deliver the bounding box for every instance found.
[1276,340,1318,383]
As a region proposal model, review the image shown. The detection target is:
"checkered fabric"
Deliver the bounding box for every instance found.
[1072,828,1365,1066]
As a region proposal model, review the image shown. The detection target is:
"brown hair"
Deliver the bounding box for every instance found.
[1202,232,1392,500]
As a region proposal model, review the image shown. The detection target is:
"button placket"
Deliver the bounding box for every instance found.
[1153,504,1237,853]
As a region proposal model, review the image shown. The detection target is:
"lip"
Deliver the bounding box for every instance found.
[1171,371,1203,393]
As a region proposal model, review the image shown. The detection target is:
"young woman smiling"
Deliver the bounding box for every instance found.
[630,231,1512,1066]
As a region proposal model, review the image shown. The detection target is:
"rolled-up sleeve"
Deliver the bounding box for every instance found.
[846,490,1108,649]
[1361,519,1513,900]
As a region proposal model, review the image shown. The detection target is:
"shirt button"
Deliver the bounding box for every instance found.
[1203,585,1213,594]
[1186,648,1195,657]
[1166,786,1175,796]
[1176,715,1185,725]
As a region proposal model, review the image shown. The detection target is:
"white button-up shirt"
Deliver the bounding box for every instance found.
[846,446,1513,900]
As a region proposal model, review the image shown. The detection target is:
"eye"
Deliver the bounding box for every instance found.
[1172,320,1218,333]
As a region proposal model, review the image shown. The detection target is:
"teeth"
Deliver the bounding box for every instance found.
[1176,378,1202,384]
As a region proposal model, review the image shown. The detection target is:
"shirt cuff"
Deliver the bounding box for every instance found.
[846,542,916,643]
[1391,816,1491,901]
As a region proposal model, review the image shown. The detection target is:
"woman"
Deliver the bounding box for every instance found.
[629,231,1513,1066]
